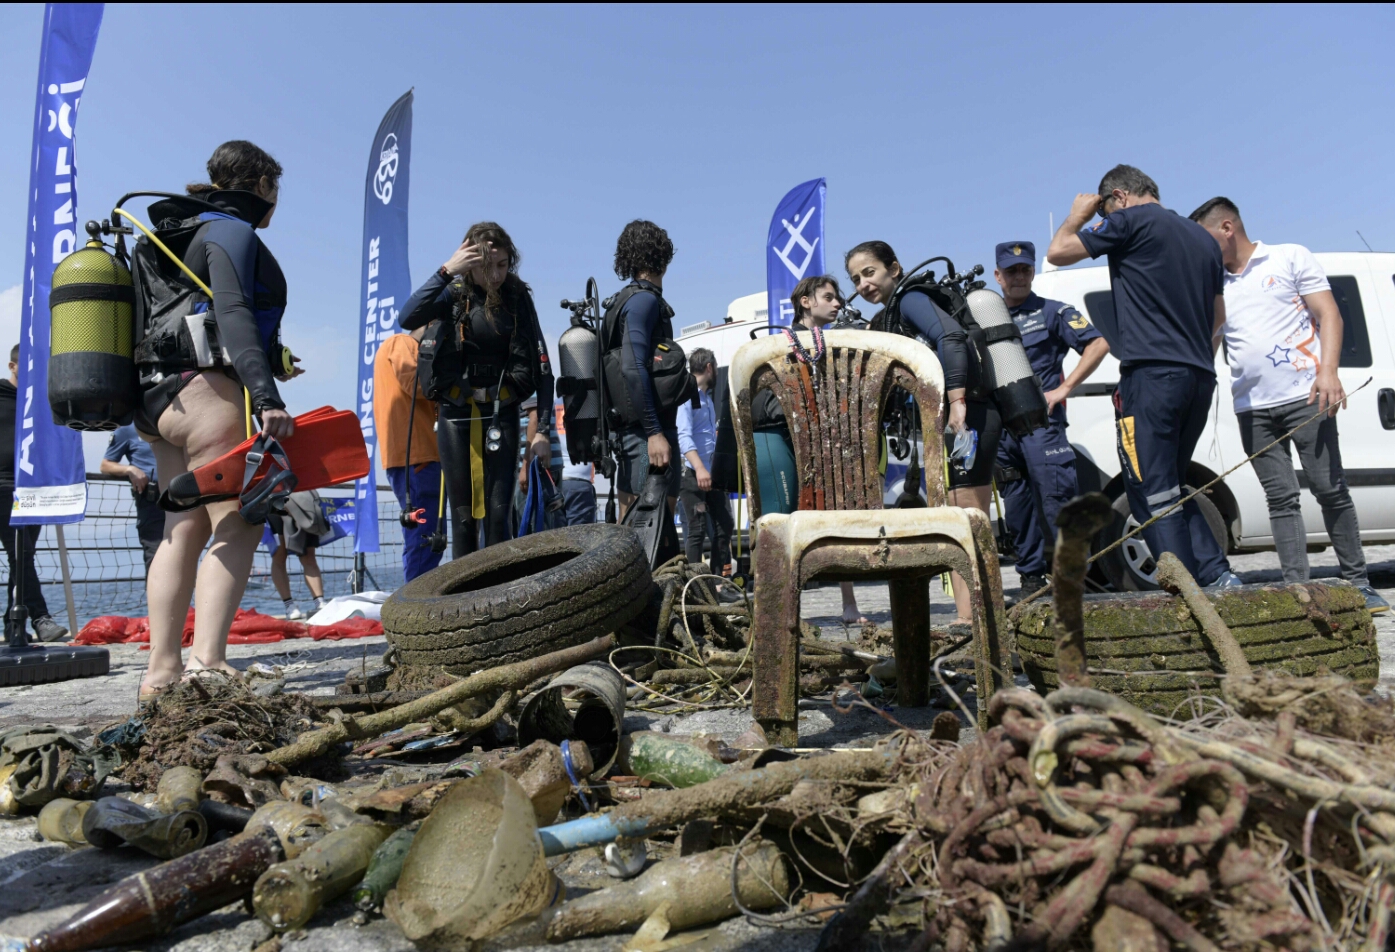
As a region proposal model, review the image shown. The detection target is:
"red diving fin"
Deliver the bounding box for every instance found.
[160,407,369,519]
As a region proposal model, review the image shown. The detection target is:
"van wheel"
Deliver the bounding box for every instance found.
[381,524,652,673]
[1095,488,1227,591]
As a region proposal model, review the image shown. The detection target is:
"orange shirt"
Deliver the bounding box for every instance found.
[373,333,439,469]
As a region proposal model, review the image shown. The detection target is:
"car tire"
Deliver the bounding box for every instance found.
[1014,580,1379,716]
[1095,487,1228,591]
[382,524,652,672]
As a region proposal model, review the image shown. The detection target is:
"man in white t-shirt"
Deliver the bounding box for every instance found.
[1191,197,1387,613]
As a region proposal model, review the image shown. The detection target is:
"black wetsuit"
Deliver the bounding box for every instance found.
[134,191,286,434]
[888,289,1001,489]
[400,270,553,556]
[609,280,681,497]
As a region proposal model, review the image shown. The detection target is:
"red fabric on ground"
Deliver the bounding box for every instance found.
[76,607,383,645]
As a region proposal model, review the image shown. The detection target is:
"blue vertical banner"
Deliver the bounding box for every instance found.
[765,178,825,330]
[354,90,413,553]
[13,3,104,525]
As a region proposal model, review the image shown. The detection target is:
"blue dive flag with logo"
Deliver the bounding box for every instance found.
[765,178,826,330]
[14,4,104,526]
[354,90,413,553]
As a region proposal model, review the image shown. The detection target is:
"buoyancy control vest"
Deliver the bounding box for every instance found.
[131,194,291,396]
[877,272,1048,438]
[417,278,527,408]
[600,282,697,427]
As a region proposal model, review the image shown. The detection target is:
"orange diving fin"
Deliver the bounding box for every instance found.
[160,406,369,522]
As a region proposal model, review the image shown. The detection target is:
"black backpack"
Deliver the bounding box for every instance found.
[600,282,697,426]
[874,273,990,401]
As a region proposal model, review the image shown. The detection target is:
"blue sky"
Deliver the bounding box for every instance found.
[2,3,1392,471]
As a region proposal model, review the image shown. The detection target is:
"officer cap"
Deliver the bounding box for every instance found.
[995,241,1036,269]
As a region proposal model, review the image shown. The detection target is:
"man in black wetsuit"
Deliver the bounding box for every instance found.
[607,220,680,515]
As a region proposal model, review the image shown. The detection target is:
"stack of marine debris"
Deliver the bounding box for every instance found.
[1,516,1392,951]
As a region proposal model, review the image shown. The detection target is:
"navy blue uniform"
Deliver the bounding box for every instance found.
[995,294,1101,575]
[1078,203,1231,584]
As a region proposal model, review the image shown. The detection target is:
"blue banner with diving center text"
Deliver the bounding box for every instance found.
[354,90,413,553]
[13,3,104,525]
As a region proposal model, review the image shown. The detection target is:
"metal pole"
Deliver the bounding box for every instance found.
[54,525,79,638]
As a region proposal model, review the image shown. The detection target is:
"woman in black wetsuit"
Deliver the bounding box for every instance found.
[400,222,553,557]
[137,140,299,700]
[845,240,1002,625]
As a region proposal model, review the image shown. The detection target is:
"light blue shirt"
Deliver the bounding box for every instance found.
[676,387,717,470]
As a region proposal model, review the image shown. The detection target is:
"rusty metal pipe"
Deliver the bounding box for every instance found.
[1051,494,1113,688]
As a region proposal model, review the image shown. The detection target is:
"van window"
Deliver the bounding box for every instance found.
[1087,282,1372,368]
[1329,276,1371,367]
[1083,291,1117,345]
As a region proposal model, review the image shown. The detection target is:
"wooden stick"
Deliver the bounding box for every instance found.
[1154,553,1253,679]
[267,635,615,766]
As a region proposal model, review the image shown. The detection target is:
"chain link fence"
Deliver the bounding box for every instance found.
[6,475,408,629]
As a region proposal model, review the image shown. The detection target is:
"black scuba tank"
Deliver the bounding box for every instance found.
[48,222,138,430]
[964,289,1049,438]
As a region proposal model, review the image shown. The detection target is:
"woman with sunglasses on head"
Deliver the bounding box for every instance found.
[845,241,1001,625]
[400,222,553,557]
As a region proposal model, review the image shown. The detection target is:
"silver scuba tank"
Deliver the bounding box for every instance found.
[556,317,600,463]
[965,288,1049,438]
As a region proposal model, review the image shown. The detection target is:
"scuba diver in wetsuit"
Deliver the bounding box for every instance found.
[136,140,301,701]
[750,274,869,625]
[400,222,553,558]
[845,240,1002,626]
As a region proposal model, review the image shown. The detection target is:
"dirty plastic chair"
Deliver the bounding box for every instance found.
[730,329,1010,745]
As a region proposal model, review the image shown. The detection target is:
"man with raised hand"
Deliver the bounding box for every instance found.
[1048,164,1241,589]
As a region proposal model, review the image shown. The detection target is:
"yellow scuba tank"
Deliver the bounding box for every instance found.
[48,220,138,430]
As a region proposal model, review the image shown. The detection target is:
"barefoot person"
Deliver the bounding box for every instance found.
[136,141,299,699]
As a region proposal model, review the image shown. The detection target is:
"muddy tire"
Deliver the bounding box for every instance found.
[1014,581,1378,716]
[382,524,651,673]
[1095,488,1227,592]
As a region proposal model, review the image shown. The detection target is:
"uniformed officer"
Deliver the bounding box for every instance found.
[992,241,1111,595]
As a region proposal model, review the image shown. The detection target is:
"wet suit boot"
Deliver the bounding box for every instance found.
[623,466,680,569]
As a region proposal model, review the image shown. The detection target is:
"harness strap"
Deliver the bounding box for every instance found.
[238,433,297,524]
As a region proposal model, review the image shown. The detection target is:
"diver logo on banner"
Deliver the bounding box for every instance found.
[373,133,400,205]
[765,179,826,330]
[772,207,820,281]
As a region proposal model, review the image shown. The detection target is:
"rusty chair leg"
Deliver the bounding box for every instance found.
[751,538,801,747]
[888,575,931,707]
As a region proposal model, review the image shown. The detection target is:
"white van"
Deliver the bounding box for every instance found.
[1033,253,1395,589]
[680,257,1395,590]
